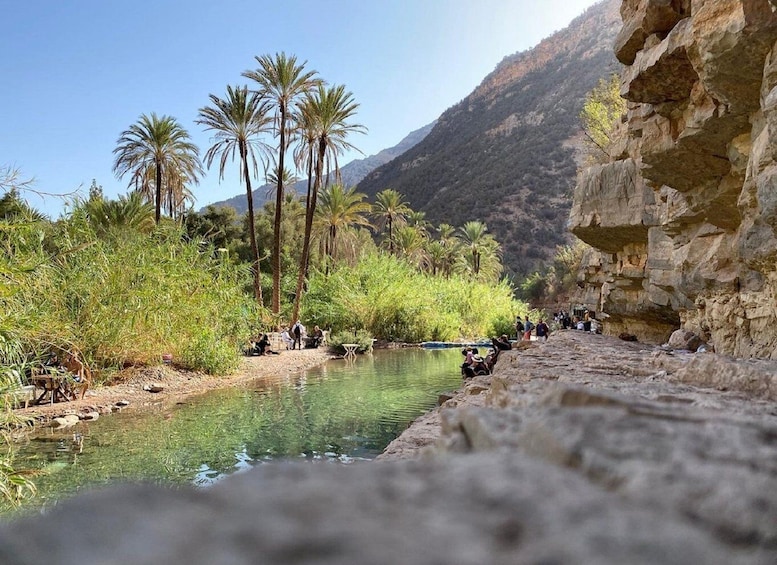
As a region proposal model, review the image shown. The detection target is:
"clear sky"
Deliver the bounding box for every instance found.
[1,0,601,217]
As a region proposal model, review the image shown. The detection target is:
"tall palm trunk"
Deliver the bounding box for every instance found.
[154,158,163,224]
[388,215,394,254]
[325,224,337,276]
[291,143,318,322]
[271,106,288,314]
[242,140,263,305]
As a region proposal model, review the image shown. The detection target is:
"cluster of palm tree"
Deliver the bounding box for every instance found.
[311,185,503,282]
[110,52,505,319]
[112,52,364,318]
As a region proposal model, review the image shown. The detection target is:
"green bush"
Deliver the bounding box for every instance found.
[178,329,241,375]
[303,252,525,342]
[488,314,517,339]
[2,211,260,380]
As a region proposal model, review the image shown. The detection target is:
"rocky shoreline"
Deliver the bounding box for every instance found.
[380,330,777,460]
[1,330,775,564]
[12,348,333,430]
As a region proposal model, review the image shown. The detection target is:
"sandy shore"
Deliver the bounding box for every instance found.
[14,348,334,426]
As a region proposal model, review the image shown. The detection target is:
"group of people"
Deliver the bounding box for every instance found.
[554,309,597,332]
[460,334,512,379]
[515,316,550,341]
[249,321,325,356]
[281,321,325,350]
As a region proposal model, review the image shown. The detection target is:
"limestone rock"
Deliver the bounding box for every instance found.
[570,0,777,358]
[666,328,704,351]
[2,332,774,565]
[614,0,691,65]
[49,414,80,428]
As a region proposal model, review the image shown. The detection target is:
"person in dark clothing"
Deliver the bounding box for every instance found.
[253,334,270,355]
[492,334,511,351]
[291,321,303,350]
[306,325,324,348]
[536,319,549,340]
[515,316,524,340]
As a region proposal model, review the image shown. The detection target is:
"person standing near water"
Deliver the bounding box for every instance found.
[291,320,306,350]
[523,316,534,340]
[536,319,549,341]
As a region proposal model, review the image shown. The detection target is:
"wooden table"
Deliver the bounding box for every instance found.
[31,371,77,405]
[342,343,358,358]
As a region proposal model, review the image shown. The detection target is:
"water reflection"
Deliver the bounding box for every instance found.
[8,348,462,513]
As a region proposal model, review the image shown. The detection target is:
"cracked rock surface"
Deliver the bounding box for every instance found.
[1,331,775,564]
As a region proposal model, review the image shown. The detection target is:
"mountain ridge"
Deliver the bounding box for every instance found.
[202,121,436,214]
[357,0,622,277]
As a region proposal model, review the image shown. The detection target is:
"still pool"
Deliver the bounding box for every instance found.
[8,348,464,514]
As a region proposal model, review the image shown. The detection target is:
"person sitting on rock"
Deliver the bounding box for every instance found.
[485,348,499,372]
[469,354,490,376]
[492,334,511,351]
[461,347,476,378]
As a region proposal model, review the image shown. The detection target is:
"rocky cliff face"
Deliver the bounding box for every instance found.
[569,0,777,358]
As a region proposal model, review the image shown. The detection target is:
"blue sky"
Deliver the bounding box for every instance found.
[1,0,601,217]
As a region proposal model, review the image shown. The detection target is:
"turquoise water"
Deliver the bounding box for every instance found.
[8,348,462,513]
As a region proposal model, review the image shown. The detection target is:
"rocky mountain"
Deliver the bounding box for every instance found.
[357,0,622,277]
[203,122,435,214]
[569,0,777,357]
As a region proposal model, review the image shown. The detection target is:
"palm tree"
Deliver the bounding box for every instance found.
[243,52,320,314]
[82,191,155,237]
[113,113,202,224]
[264,165,299,200]
[393,225,428,269]
[136,162,196,222]
[458,220,501,279]
[291,84,365,321]
[425,240,447,276]
[196,85,273,305]
[314,184,372,274]
[372,188,411,254]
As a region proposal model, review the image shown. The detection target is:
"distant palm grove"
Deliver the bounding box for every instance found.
[1,52,525,400]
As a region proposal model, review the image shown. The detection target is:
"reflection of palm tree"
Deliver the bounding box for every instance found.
[372,189,410,255]
[113,113,202,225]
[314,184,372,274]
[244,52,319,314]
[292,84,365,321]
[197,85,272,305]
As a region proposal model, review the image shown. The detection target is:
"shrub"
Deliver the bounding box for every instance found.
[178,329,241,375]
[303,252,526,342]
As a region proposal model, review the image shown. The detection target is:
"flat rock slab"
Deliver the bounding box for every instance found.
[0,454,772,565]
[1,331,775,564]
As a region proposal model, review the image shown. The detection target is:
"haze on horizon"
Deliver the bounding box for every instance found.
[1,0,601,217]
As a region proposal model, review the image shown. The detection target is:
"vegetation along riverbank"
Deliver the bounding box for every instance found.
[0,49,549,507]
